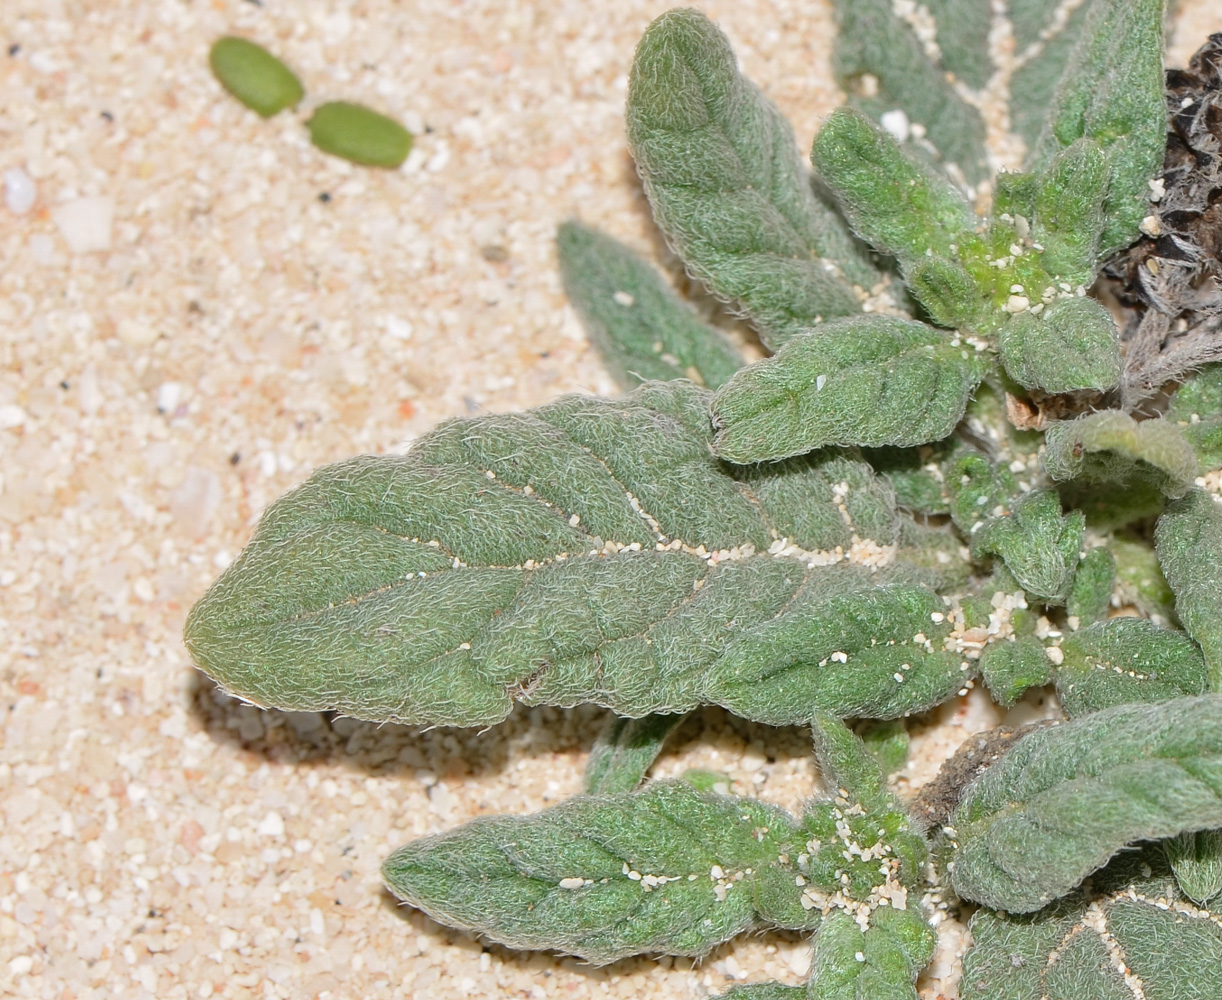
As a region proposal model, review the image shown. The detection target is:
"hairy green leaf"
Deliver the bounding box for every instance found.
[384,777,927,964]
[1030,138,1109,284]
[1008,0,1095,151]
[1044,411,1199,498]
[979,636,1051,710]
[1028,0,1166,259]
[185,382,966,728]
[961,846,1222,1000]
[382,780,794,963]
[557,221,745,391]
[807,907,935,1000]
[811,709,890,807]
[1066,546,1115,625]
[714,984,804,1000]
[1156,489,1222,688]
[710,316,987,462]
[858,720,910,778]
[971,489,1084,604]
[946,450,1020,537]
[952,694,1222,912]
[812,108,974,268]
[626,9,873,349]
[1168,364,1222,471]
[1166,829,1222,906]
[1054,617,1207,718]
[831,0,988,184]
[997,297,1121,395]
[585,712,687,795]
[1110,533,1178,622]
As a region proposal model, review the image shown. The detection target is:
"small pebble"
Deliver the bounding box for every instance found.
[879,108,910,144]
[4,167,36,215]
[52,196,114,253]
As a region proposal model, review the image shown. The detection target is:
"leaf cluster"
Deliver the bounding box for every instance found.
[183,6,1222,999]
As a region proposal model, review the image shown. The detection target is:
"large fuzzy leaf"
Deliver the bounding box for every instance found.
[961,845,1222,1000]
[383,777,925,964]
[952,694,1222,912]
[626,9,873,348]
[185,382,968,728]
[557,221,744,391]
[709,316,988,462]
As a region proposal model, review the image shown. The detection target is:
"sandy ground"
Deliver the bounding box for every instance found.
[1,2,1218,998]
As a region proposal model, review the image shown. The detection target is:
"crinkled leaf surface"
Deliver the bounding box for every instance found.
[1054,617,1207,718]
[1028,0,1166,259]
[970,489,1083,604]
[584,712,687,795]
[557,221,744,391]
[806,907,934,1000]
[185,382,967,728]
[1044,410,1198,498]
[979,636,1050,710]
[997,297,1121,394]
[626,9,872,349]
[382,780,793,964]
[1166,829,1222,907]
[709,316,987,462]
[961,846,1222,1000]
[1156,488,1222,688]
[383,778,925,965]
[1066,545,1115,624]
[952,694,1222,912]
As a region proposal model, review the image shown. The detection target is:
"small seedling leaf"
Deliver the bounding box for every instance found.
[209,36,304,117]
[307,101,412,168]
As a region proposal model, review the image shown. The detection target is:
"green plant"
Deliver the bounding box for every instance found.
[184,6,1222,997]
